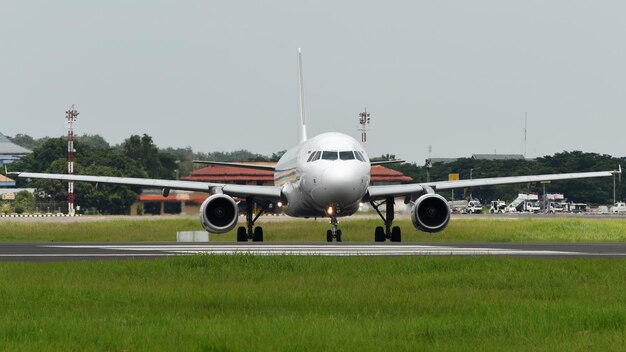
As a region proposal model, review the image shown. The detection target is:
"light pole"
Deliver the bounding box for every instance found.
[470,167,481,180]
[469,167,480,200]
[614,172,616,206]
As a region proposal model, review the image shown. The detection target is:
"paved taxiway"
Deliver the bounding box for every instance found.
[1,242,626,261]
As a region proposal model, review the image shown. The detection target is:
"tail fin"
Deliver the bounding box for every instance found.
[297,48,308,143]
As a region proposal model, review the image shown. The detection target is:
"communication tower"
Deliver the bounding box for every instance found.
[358,108,371,146]
[523,112,528,158]
[66,105,79,216]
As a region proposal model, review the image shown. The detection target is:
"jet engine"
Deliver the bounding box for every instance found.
[199,194,239,233]
[411,193,450,233]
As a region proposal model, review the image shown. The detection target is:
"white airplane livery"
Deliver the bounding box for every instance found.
[18,49,621,243]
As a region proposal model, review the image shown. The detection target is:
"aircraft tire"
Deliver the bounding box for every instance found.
[253,227,264,242]
[336,229,343,242]
[374,226,385,242]
[391,226,402,242]
[237,227,248,242]
[326,230,333,242]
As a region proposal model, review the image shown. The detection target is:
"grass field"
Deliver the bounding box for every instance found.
[1,216,626,242]
[0,255,625,351]
[1,217,626,350]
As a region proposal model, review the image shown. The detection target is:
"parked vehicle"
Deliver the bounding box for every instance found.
[463,200,483,214]
[564,203,587,213]
[545,201,564,214]
[489,200,507,214]
[506,193,540,213]
[611,202,626,213]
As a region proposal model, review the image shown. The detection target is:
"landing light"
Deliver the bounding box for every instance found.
[327,206,334,215]
[277,202,283,208]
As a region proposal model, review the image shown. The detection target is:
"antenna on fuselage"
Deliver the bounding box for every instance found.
[297,48,308,143]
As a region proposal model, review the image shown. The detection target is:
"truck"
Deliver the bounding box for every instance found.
[506,193,540,213]
[564,203,587,213]
[611,202,626,214]
[463,200,483,214]
[545,201,564,214]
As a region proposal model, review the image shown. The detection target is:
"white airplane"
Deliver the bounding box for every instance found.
[18,49,621,243]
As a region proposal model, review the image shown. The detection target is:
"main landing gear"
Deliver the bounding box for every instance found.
[236,198,267,242]
[326,215,343,242]
[370,197,402,242]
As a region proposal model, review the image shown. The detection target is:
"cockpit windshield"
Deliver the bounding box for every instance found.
[339,151,355,160]
[307,150,366,162]
[322,151,338,160]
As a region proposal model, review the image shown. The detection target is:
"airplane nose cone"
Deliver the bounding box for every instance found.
[321,165,364,204]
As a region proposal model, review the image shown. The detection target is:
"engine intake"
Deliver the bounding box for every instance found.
[200,194,239,233]
[411,193,450,233]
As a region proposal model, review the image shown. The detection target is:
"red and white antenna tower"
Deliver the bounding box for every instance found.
[66,105,79,216]
[358,108,371,146]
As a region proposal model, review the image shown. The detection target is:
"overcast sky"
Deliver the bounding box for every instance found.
[1,1,625,164]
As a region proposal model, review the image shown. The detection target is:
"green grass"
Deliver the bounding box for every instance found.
[0,255,625,350]
[1,216,625,242]
[0,219,201,242]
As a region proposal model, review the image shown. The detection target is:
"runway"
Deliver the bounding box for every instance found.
[1,242,626,261]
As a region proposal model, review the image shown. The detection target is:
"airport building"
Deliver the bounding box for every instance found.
[0,175,15,188]
[131,163,413,215]
[0,132,31,168]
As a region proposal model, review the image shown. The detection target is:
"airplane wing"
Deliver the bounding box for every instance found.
[370,160,406,166]
[366,169,619,200]
[192,160,276,171]
[17,172,283,200]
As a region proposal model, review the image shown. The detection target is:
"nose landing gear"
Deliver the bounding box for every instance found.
[326,215,343,242]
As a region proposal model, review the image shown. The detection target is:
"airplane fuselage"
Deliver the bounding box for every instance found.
[275,132,371,218]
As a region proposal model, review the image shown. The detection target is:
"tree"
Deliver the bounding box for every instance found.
[9,134,52,150]
[76,134,110,149]
[384,151,624,205]
[270,150,287,162]
[122,134,176,179]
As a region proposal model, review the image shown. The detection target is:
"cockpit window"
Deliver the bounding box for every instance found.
[307,151,321,162]
[339,151,355,160]
[354,151,366,162]
[322,151,338,160]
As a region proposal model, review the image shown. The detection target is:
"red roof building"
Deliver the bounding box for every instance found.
[183,164,274,185]
[183,163,413,186]
[370,165,413,184]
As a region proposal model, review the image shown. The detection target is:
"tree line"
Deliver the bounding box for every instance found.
[6,134,286,214]
[381,151,625,205]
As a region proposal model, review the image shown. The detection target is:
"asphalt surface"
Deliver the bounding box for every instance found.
[1,242,626,262]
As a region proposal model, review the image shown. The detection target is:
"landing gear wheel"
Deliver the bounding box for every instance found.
[336,229,343,242]
[252,227,264,242]
[237,227,248,242]
[390,226,402,242]
[326,230,333,242]
[374,226,385,242]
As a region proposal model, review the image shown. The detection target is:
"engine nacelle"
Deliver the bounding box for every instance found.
[411,193,450,233]
[199,194,239,233]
